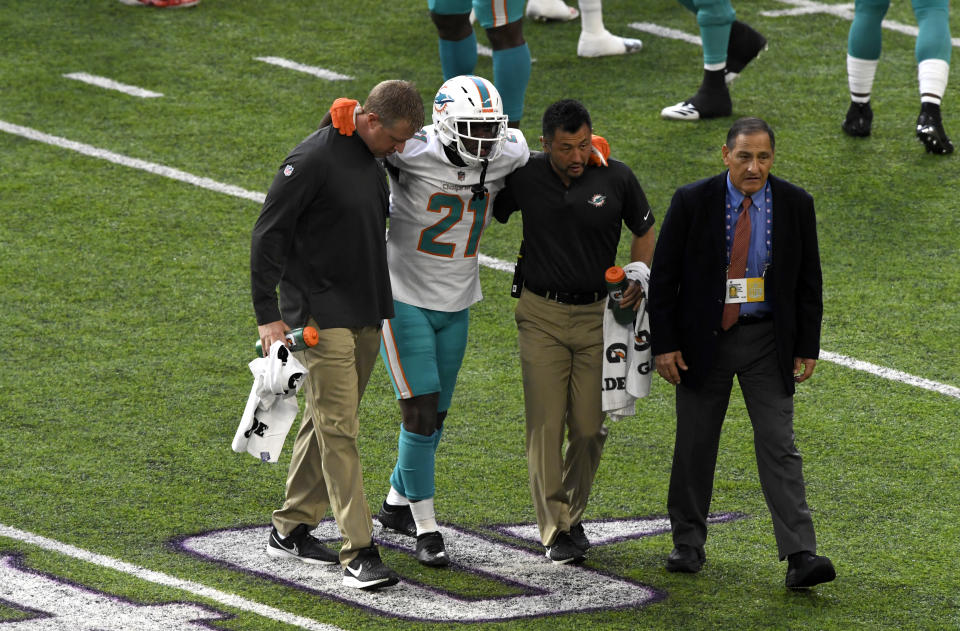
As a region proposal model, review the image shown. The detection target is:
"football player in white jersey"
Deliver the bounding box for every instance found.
[321,75,529,566]
[378,76,529,566]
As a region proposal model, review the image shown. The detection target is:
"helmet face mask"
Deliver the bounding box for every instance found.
[432,75,508,168]
[454,120,503,165]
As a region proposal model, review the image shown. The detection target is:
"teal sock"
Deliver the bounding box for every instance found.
[438,32,478,80]
[699,21,733,66]
[389,427,406,497]
[393,427,437,501]
[493,43,531,123]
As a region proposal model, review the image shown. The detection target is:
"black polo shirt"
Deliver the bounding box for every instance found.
[493,152,654,294]
[251,126,393,329]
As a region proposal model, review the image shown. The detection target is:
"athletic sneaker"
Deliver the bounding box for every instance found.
[916,102,954,155]
[377,501,417,537]
[525,0,579,22]
[577,30,642,58]
[545,532,586,565]
[118,0,199,7]
[342,545,400,590]
[570,522,590,552]
[415,531,450,567]
[842,101,873,137]
[661,93,732,121]
[266,524,338,565]
[662,72,732,121]
[725,21,767,84]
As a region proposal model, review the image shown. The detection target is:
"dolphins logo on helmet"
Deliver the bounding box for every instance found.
[434,92,455,114]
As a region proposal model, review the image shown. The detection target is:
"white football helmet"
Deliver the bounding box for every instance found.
[432,75,509,168]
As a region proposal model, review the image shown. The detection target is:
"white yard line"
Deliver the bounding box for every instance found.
[761,0,960,47]
[0,118,956,400]
[0,120,265,204]
[0,523,346,631]
[63,72,164,98]
[254,57,354,81]
[762,1,857,17]
[820,351,960,398]
[628,22,702,46]
[478,252,516,273]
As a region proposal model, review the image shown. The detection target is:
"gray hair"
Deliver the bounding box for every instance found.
[725,117,775,150]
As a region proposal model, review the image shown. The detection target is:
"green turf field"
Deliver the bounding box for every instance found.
[1,0,958,629]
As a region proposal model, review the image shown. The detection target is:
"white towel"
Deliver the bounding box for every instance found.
[232,340,307,463]
[601,261,653,420]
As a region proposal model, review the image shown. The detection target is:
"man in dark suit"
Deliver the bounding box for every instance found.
[647,117,835,589]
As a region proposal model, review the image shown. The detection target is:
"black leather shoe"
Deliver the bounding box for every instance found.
[842,101,873,137]
[665,545,705,573]
[786,552,836,589]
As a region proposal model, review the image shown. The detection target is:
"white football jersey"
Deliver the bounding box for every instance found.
[385,125,528,311]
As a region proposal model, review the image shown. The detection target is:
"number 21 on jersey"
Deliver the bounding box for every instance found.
[417,192,488,258]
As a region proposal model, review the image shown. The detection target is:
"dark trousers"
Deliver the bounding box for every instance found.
[667,320,817,560]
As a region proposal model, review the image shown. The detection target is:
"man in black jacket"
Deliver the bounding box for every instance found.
[648,117,835,589]
[250,79,423,590]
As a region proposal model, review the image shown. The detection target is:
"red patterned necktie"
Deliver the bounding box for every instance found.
[721,197,752,330]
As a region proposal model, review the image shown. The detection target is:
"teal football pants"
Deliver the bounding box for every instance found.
[677,0,737,65]
[848,0,951,63]
[430,0,530,122]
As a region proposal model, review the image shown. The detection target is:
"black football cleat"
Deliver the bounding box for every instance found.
[916,102,954,154]
[842,101,873,137]
[377,501,417,537]
[415,531,450,567]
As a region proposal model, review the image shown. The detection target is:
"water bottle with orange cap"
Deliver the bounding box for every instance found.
[605,266,635,325]
[255,326,319,357]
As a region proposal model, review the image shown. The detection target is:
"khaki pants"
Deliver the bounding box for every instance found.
[515,291,608,547]
[271,324,380,565]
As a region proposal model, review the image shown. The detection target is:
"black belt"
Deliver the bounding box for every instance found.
[525,284,605,305]
[737,314,772,325]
